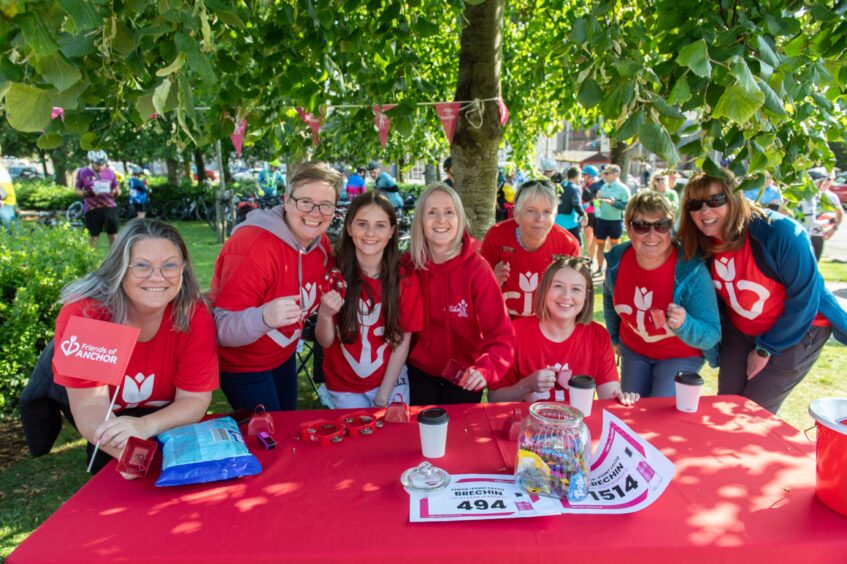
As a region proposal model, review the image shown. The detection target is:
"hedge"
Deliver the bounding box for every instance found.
[0,223,98,414]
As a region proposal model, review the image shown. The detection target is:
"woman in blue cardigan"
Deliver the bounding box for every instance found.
[603,192,720,397]
[677,172,847,414]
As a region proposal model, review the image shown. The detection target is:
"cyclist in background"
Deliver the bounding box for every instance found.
[128,167,150,219]
[367,161,404,211]
[76,150,120,248]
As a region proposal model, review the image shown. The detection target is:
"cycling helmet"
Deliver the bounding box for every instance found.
[87,150,108,165]
[541,158,557,172]
[367,161,380,171]
[582,165,599,177]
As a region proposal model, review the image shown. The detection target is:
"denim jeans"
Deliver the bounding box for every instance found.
[619,342,705,398]
[220,354,298,411]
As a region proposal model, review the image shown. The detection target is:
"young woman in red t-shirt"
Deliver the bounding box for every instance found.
[489,256,638,405]
[53,219,219,475]
[316,192,423,408]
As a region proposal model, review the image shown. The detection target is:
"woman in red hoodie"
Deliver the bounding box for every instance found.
[403,183,515,404]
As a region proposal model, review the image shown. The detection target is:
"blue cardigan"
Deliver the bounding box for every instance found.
[743,211,847,353]
[603,242,721,367]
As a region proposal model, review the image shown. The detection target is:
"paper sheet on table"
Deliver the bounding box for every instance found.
[409,410,675,522]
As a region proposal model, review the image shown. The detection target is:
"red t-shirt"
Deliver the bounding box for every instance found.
[52,299,219,411]
[613,248,701,360]
[490,317,618,402]
[480,219,580,317]
[211,225,332,372]
[323,270,423,393]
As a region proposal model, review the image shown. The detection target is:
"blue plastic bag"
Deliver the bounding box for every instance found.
[156,417,262,487]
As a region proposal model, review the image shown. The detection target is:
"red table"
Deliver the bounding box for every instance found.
[9,396,847,563]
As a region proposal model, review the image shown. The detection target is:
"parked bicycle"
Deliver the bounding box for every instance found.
[65,201,84,227]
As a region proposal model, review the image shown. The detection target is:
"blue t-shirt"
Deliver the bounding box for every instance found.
[128,177,148,204]
[744,185,782,208]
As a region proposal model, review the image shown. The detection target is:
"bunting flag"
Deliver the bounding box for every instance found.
[498,97,509,126]
[50,107,65,122]
[434,102,461,144]
[372,104,397,147]
[296,107,324,145]
[230,117,247,156]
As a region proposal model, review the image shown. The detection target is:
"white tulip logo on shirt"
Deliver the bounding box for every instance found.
[341,300,389,378]
[503,271,539,317]
[122,373,154,406]
[266,282,319,349]
[712,257,770,320]
[615,287,673,343]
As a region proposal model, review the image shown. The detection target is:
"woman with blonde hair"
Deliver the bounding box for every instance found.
[402,183,515,404]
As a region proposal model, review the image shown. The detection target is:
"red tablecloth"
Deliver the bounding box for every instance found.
[9,396,847,563]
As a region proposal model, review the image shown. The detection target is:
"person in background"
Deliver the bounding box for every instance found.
[443,157,455,188]
[592,164,630,277]
[798,173,844,261]
[210,162,342,411]
[649,171,679,217]
[346,166,367,200]
[603,192,719,398]
[256,161,283,200]
[316,192,423,408]
[0,161,17,228]
[127,168,150,219]
[678,171,847,414]
[482,180,581,318]
[497,167,517,221]
[743,171,784,212]
[367,161,404,211]
[555,167,587,248]
[52,219,218,475]
[402,183,515,405]
[581,165,601,261]
[76,150,121,248]
[488,256,638,406]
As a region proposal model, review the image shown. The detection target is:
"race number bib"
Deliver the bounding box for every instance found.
[92,180,112,195]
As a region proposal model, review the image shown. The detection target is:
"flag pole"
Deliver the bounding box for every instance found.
[86,386,121,473]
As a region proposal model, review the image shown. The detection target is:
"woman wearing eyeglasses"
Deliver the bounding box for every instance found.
[53,219,218,474]
[603,192,719,397]
[678,172,847,414]
[210,162,343,411]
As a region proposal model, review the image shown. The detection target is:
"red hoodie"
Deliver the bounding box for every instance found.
[402,232,515,385]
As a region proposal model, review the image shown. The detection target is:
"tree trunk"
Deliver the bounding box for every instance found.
[50,148,70,187]
[424,162,438,185]
[452,0,505,239]
[182,149,192,183]
[193,150,208,189]
[222,147,233,186]
[610,140,631,183]
[166,157,179,185]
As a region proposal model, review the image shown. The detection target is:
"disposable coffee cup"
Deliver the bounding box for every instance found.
[674,372,704,413]
[418,408,450,458]
[567,375,596,417]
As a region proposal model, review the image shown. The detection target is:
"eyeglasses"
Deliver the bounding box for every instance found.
[290,196,336,216]
[630,219,672,234]
[685,193,728,212]
[127,261,183,280]
[654,176,667,182]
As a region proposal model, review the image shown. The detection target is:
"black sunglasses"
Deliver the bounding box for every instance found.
[685,193,728,212]
[630,219,673,234]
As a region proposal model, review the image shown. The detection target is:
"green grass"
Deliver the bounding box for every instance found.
[1,222,845,559]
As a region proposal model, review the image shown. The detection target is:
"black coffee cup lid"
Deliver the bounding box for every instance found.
[568,375,596,389]
[675,372,704,386]
[418,407,449,425]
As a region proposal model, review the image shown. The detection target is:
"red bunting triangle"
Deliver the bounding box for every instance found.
[498,97,509,126]
[434,102,461,144]
[373,104,397,147]
[296,107,324,145]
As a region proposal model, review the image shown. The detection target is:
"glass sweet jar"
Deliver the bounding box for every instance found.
[515,402,591,501]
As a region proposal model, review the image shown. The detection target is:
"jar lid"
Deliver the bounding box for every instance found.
[400,462,451,494]
[418,407,449,425]
[568,375,596,390]
[674,371,704,386]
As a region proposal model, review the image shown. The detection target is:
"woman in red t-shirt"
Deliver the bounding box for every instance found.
[489,257,638,405]
[52,219,219,475]
[316,192,423,408]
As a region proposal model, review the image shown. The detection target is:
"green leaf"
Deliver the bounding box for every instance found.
[37,132,63,150]
[63,111,92,134]
[175,33,216,84]
[679,138,703,157]
[15,13,60,57]
[668,75,692,104]
[79,131,98,150]
[809,4,836,20]
[638,120,680,164]
[156,52,186,77]
[47,80,88,110]
[730,60,759,94]
[737,173,766,193]
[135,94,155,118]
[112,19,137,56]
[676,39,712,78]
[571,18,587,44]
[152,79,173,116]
[4,83,52,132]
[713,82,765,123]
[652,95,685,120]
[755,35,781,68]
[756,78,786,115]
[600,80,635,117]
[59,32,96,58]
[702,156,726,179]
[615,108,644,140]
[577,78,603,108]
[59,0,102,32]
[34,53,82,92]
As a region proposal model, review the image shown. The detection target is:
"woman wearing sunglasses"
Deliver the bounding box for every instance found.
[603,192,719,397]
[678,172,847,414]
